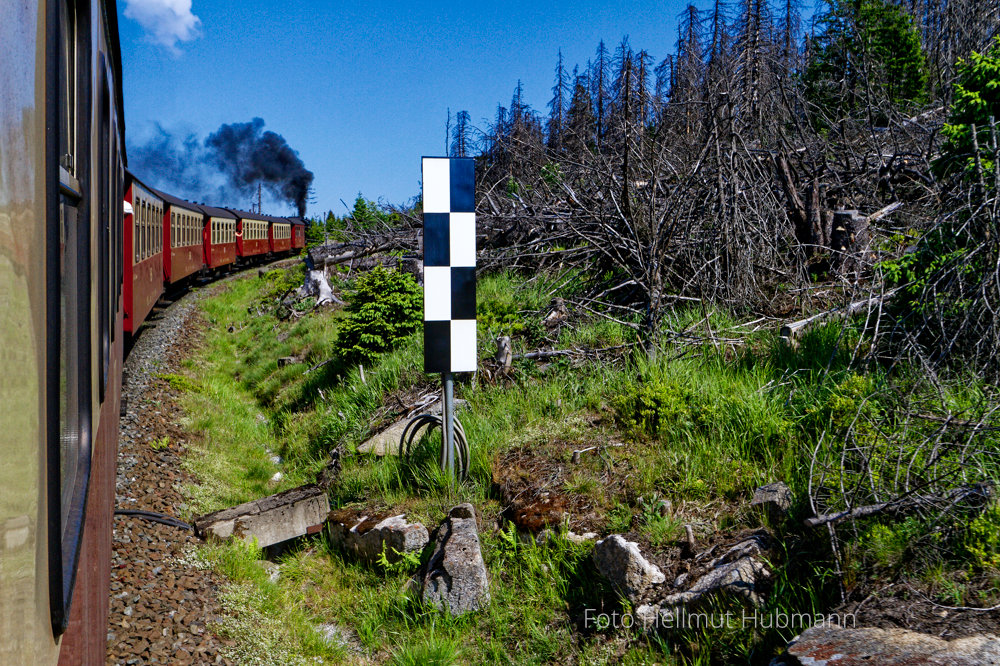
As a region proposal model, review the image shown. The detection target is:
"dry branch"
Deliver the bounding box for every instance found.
[804,482,992,528]
[779,288,900,341]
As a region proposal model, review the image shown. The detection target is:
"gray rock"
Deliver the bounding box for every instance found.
[261,561,281,583]
[662,556,771,606]
[535,528,599,546]
[785,625,1000,665]
[316,623,361,654]
[328,513,429,564]
[592,534,666,602]
[751,482,793,516]
[420,503,490,615]
[708,533,770,568]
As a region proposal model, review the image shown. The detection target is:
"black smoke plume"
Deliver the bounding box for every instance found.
[127,118,314,216]
[206,118,313,216]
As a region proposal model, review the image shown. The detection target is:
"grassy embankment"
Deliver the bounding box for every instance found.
[164,263,1000,665]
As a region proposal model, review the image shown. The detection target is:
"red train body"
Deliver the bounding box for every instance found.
[124,176,165,334]
[157,189,206,286]
[291,218,307,250]
[229,209,270,260]
[199,205,238,271]
[269,216,293,254]
[1,1,126,663]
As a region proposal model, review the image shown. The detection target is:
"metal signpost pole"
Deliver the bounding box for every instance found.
[442,372,455,477]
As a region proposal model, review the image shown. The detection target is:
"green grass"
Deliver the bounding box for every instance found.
[168,265,1000,665]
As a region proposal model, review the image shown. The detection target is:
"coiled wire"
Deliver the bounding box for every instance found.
[399,412,470,481]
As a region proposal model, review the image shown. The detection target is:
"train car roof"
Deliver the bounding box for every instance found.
[151,188,204,213]
[288,217,308,226]
[225,208,271,221]
[124,169,164,200]
[198,204,238,219]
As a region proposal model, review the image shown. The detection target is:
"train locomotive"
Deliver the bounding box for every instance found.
[0,2,307,663]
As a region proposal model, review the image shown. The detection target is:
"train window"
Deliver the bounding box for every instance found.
[58,0,77,174]
[134,198,139,263]
[98,71,111,401]
[136,199,141,261]
[140,200,146,261]
[138,199,144,261]
[51,0,92,632]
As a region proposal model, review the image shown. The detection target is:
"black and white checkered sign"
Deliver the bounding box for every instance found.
[422,157,476,373]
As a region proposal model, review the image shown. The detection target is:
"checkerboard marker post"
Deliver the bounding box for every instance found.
[422,157,476,479]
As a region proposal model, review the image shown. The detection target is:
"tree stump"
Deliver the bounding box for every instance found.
[830,209,869,274]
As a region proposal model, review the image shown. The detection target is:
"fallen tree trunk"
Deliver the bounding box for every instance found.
[512,342,637,362]
[780,288,900,341]
[804,482,992,528]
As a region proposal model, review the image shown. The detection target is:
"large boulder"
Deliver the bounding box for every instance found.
[751,482,793,519]
[592,534,666,602]
[635,534,774,629]
[662,556,770,606]
[327,511,429,564]
[420,503,490,615]
[782,625,1000,665]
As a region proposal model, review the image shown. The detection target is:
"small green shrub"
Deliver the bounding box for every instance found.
[966,502,1000,570]
[260,265,305,301]
[157,372,202,393]
[612,379,693,438]
[376,542,421,575]
[149,436,170,451]
[335,265,421,365]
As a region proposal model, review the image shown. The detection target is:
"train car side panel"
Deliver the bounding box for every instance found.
[231,211,268,260]
[58,2,125,661]
[0,1,63,663]
[292,220,306,250]
[158,190,205,285]
[124,180,163,333]
[199,206,237,270]
[269,220,291,254]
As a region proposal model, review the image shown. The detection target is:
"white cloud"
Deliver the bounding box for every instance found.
[124,0,202,55]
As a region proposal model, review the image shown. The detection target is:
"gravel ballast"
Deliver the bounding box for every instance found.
[106,291,233,665]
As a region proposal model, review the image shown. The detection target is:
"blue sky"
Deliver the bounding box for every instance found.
[118,0,818,218]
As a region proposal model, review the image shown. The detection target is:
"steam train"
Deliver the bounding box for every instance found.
[0,2,305,663]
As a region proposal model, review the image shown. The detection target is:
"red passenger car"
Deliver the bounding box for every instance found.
[199,205,238,272]
[269,216,293,255]
[124,174,165,334]
[156,189,205,286]
[229,209,269,261]
[290,217,307,250]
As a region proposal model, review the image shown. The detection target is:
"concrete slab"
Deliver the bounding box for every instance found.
[193,484,330,548]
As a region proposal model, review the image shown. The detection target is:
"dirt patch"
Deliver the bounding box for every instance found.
[837,577,1000,639]
[492,428,633,534]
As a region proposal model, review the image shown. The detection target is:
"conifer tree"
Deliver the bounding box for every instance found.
[548,49,569,152]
